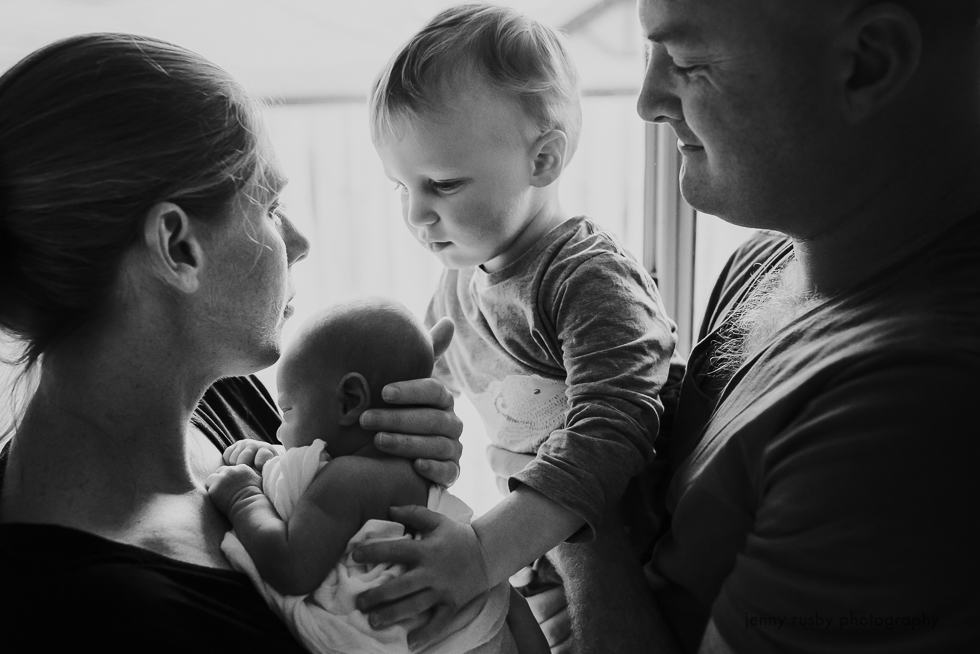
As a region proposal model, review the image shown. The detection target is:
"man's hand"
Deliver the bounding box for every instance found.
[525,585,572,653]
[222,440,283,470]
[353,505,490,649]
[205,464,263,516]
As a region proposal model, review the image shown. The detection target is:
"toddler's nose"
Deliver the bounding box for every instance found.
[404,194,438,228]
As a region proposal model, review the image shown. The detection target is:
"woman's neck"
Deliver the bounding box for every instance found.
[1,325,214,528]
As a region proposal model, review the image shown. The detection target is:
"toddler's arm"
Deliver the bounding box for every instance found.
[207,457,427,596]
[354,487,580,644]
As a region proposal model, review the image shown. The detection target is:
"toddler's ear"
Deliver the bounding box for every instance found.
[337,373,371,426]
[530,129,567,188]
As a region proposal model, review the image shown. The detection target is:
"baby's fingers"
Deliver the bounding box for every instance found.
[222,441,247,465]
[254,447,277,470]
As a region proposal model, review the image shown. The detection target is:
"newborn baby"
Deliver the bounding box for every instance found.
[206,298,545,654]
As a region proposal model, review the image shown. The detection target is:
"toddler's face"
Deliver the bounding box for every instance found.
[376,87,541,272]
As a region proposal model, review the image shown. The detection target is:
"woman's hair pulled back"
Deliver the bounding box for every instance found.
[0,33,265,368]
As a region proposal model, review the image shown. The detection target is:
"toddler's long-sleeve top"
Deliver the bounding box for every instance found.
[427,217,677,540]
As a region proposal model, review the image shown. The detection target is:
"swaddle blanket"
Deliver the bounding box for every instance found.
[221,440,515,654]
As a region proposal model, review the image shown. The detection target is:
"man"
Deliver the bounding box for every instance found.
[495,1,980,652]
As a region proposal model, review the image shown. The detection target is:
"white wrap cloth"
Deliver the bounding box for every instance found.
[221,440,515,654]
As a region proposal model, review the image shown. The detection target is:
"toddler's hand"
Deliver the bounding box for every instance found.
[353,505,491,649]
[205,464,263,516]
[222,439,283,470]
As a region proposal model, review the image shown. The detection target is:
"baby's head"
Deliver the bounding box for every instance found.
[276,298,434,458]
[370,2,582,272]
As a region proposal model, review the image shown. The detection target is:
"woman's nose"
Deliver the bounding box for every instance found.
[281,215,310,265]
[637,44,682,125]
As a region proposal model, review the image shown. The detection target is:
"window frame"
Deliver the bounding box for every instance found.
[643,121,697,357]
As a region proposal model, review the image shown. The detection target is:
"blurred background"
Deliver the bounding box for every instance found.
[0,0,754,515]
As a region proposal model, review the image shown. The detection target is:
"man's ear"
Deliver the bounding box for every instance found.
[529,129,568,188]
[336,372,372,426]
[838,3,922,123]
[142,201,204,293]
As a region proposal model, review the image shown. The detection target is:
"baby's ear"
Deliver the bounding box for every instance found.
[336,373,371,426]
[530,129,567,188]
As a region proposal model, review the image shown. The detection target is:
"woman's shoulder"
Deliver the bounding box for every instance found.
[0,522,306,653]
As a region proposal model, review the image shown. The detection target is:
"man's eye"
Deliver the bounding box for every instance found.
[669,57,704,76]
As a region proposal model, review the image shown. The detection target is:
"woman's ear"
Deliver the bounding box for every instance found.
[142,201,204,293]
[529,129,568,188]
[838,3,922,123]
[336,372,372,426]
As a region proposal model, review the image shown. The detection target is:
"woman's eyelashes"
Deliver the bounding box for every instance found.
[269,201,286,226]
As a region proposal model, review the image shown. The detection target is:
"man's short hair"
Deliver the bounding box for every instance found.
[370,2,582,158]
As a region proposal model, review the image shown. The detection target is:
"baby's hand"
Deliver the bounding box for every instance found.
[223,439,283,470]
[205,464,263,516]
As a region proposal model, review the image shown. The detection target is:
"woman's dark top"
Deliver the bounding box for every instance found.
[0,376,309,653]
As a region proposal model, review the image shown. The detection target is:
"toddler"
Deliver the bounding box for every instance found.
[362,1,678,640]
[206,298,547,654]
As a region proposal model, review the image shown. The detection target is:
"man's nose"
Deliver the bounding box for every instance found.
[637,44,683,125]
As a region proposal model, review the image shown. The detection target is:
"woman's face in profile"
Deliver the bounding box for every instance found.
[200,147,310,375]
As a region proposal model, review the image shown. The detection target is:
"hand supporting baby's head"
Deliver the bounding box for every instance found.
[276,298,434,458]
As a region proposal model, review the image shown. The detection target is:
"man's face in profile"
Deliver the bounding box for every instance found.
[636,0,842,229]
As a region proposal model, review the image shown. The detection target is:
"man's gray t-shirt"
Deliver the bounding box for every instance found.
[426,217,677,539]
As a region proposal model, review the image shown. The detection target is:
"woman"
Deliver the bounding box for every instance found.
[0,34,462,651]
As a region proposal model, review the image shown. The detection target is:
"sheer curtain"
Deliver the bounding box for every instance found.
[260,95,646,516]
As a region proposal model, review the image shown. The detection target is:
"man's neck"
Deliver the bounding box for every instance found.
[793,141,980,296]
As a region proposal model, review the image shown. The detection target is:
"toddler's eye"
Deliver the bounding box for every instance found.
[431,179,463,194]
[392,182,408,194]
